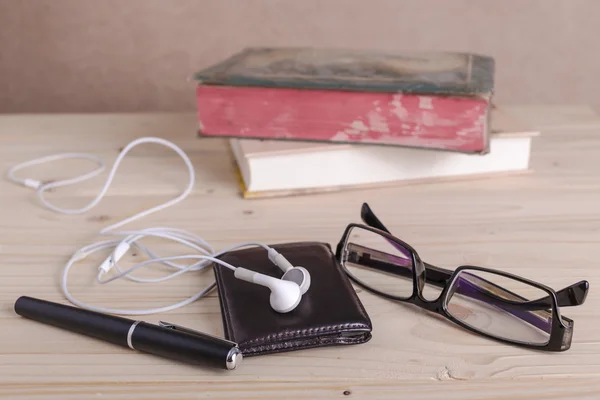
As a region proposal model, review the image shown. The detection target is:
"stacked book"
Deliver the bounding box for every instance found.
[193,47,538,198]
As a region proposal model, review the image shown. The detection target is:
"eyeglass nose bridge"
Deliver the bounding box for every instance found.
[410,253,451,314]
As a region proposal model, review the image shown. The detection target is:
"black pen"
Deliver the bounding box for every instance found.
[13,296,242,370]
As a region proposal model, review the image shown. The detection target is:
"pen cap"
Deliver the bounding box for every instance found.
[132,322,242,370]
[14,296,134,347]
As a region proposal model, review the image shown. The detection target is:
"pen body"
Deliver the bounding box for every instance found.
[14,296,241,370]
[14,296,132,347]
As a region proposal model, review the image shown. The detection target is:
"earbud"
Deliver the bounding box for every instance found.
[234,267,302,313]
[267,248,311,294]
[281,267,311,295]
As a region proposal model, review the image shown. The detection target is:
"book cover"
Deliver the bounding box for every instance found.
[194,47,494,95]
[194,47,495,154]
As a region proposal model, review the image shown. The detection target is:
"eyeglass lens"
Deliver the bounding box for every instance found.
[446,269,553,345]
[342,226,414,299]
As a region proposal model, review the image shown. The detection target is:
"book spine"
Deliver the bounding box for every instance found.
[196,85,491,153]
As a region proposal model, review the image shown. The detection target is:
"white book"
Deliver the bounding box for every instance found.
[230,108,539,198]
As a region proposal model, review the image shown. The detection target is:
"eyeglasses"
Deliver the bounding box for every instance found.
[335,203,589,351]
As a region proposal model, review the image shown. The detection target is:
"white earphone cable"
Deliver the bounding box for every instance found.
[7,137,274,315]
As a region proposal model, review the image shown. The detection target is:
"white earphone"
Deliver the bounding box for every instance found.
[7,137,311,315]
[234,268,302,313]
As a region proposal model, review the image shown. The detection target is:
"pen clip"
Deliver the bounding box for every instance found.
[158,321,238,347]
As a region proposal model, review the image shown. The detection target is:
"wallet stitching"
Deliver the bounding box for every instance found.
[243,332,372,355]
[246,340,366,354]
[242,322,370,345]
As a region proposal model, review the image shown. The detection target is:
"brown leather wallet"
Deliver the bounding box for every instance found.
[213,241,372,356]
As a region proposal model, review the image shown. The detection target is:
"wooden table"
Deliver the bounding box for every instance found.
[1,106,599,399]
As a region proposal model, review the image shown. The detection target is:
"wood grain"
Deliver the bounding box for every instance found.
[1,106,599,399]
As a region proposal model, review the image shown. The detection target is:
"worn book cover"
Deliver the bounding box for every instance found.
[194,47,495,153]
[194,47,494,95]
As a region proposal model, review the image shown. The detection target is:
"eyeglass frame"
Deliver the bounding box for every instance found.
[334,203,589,352]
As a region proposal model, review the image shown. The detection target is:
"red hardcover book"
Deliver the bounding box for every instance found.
[194,47,495,154]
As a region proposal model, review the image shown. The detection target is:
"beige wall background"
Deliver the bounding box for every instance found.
[1,0,599,113]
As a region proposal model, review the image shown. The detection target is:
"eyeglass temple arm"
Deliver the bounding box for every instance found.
[360,202,588,308]
[549,280,588,307]
[360,202,390,234]
[360,202,452,284]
